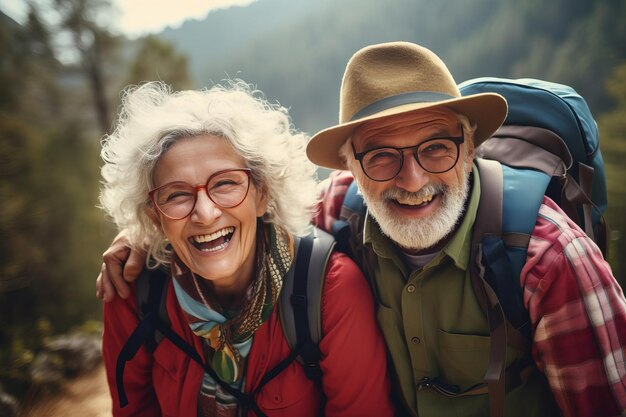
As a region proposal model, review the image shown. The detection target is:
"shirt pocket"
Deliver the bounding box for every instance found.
[437,329,490,388]
[255,361,321,416]
[153,339,191,416]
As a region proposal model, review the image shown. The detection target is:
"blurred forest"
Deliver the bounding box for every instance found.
[1,0,625,410]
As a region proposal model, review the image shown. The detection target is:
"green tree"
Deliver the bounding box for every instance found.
[0,5,116,403]
[125,35,192,90]
[598,62,626,285]
[51,0,120,134]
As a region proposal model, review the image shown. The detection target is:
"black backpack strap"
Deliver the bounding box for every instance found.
[153,319,268,417]
[116,267,169,407]
[115,308,158,407]
[278,228,335,382]
[117,267,268,416]
[119,230,336,416]
[135,267,170,350]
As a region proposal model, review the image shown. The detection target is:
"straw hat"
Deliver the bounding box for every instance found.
[306,42,508,170]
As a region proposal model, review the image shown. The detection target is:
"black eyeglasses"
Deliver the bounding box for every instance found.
[149,168,252,220]
[352,126,465,182]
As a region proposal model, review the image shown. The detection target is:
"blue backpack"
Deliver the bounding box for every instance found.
[332,78,608,417]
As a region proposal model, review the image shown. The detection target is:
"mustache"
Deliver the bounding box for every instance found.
[380,183,447,202]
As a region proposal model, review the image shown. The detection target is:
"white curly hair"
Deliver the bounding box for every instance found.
[99,80,319,265]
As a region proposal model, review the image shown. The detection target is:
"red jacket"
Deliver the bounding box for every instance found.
[102,251,395,417]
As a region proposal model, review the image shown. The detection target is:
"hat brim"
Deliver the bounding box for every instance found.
[306,92,508,170]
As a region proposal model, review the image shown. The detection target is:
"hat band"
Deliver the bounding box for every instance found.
[349,91,456,122]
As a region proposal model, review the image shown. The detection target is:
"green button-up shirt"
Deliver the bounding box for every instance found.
[364,165,558,417]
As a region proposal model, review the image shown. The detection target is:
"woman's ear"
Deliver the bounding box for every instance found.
[255,185,269,218]
[145,204,163,232]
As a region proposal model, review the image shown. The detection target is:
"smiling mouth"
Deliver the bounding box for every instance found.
[393,194,435,208]
[190,227,235,252]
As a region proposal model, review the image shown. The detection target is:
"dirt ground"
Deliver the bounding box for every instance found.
[21,363,111,417]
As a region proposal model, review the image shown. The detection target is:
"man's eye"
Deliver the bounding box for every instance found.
[374,151,395,158]
[423,143,447,152]
[420,140,454,156]
[367,149,398,162]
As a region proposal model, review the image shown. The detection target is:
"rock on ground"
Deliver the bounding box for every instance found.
[20,364,111,417]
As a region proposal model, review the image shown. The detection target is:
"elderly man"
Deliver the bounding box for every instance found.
[307,42,626,417]
[98,42,626,417]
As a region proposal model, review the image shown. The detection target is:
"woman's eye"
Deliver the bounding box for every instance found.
[165,191,192,202]
[215,180,238,186]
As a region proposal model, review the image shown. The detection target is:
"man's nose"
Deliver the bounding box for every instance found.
[394,151,429,193]
[190,188,222,223]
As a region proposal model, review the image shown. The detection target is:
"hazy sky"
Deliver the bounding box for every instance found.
[0,0,257,37]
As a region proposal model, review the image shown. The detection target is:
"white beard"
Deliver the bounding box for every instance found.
[360,169,471,252]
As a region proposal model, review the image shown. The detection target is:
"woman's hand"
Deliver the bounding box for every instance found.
[96,231,147,302]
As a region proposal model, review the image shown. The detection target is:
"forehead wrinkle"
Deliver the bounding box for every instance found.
[356,119,459,150]
[152,136,247,188]
[354,107,460,142]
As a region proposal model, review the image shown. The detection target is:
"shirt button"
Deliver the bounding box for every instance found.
[273,394,282,403]
[407,284,416,293]
[411,336,421,344]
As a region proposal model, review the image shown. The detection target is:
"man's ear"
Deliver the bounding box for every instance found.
[466,145,475,173]
[464,132,476,173]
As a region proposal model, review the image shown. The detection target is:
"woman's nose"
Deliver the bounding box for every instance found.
[190,189,222,224]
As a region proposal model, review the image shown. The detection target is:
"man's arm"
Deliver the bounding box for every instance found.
[313,170,354,233]
[522,198,626,417]
[96,231,147,301]
[98,169,354,301]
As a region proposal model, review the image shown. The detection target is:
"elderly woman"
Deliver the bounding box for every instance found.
[98,81,394,417]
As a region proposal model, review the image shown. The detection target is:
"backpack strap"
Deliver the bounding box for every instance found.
[117,268,281,417]
[115,267,169,406]
[561,162,608,256]
[117,231,336,416]
[331,180,380,300]
[471,158,551,417]
[460,77,609,257]
[153,316,269,417]
[469,158,511,417]
[484,125,572,174]
[279,228,336,382]
[331,178,365,258]
[135,267,170,350]
[482,125,608,256]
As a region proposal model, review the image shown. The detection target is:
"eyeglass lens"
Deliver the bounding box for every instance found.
[360,135,462,181]
[152,169,250,219]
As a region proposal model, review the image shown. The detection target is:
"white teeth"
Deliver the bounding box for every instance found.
[397,195,434,206]
[193,227,235,243]
[200,241,228,252]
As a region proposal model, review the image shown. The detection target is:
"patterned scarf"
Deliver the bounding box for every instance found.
[171,221,294,417]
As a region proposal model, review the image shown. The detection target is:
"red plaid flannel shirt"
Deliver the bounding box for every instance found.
[523,198,626,416]
[314,170,626,417]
